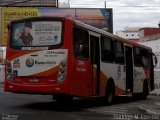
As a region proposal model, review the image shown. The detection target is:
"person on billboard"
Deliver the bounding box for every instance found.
[14,22,33,46]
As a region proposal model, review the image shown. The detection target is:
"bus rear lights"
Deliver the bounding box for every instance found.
[6,60,11,68]
[57,60,67,82]
[59,68,65,74]
[6,60,13,81]
[60,61,66,68]
[6,74,13,81]
[58,74,65,81]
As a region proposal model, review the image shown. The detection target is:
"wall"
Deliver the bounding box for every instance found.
[140,28,160,37]
[116,30,139,40]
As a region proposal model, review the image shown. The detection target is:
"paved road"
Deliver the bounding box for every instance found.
[0,85,160,120]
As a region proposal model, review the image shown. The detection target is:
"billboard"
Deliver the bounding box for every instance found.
[0,0,58,7]
[1,7,113,46]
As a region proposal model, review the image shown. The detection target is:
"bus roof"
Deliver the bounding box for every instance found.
[74,20,152,52]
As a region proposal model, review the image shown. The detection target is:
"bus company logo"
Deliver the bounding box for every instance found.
[26,58,34,67]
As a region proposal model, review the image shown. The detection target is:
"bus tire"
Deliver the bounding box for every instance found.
[105,80,115,105]
[142,80,149,99]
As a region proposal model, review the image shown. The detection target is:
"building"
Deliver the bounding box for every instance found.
[59,1,70,8]
[139,28,160,41]
[116,26,160,42]
[0,0,58,7]
[139,28,160,38]
[116,27,140,42]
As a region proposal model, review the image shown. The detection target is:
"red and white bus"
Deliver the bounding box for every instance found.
[5,17,157,104]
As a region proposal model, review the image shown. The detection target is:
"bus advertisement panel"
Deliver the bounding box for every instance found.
[12,21,62,47]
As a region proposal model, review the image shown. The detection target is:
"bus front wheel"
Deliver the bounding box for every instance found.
[105,81,115,105]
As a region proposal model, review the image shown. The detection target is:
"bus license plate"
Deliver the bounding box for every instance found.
[29,79,39,83]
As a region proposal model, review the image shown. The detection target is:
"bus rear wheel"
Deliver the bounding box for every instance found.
[105,81,115,105]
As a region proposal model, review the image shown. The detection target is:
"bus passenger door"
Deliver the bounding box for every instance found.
[125,46,133,93]
[90,34,100,96]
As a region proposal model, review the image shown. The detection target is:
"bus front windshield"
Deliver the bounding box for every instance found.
[11,21,62,50]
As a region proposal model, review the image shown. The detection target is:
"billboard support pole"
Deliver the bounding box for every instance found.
[68,0,70,8]
[57,0,59,8]
[104,1,106,9]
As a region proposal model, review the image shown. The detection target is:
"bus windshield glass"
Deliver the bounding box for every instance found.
[11,21,62,50]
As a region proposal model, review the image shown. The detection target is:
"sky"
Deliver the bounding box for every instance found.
[60,0,160,33]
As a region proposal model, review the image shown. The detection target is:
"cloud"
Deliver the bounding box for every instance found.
[112,0,160,6]
[67,0,160,6]
[114,11,160,31]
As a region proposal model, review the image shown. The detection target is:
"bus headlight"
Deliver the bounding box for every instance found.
[57,60,67,82]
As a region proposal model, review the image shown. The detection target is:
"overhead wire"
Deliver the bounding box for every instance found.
[70,4,160,8]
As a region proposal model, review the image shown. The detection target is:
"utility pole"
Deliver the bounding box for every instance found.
[68,0,70,8]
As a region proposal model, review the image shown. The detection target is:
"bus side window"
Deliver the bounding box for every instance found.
[141,49,149,68]
[115,41,124,64]
[101,36,114,62]
[73,27,89,59]
[134,47,142,66]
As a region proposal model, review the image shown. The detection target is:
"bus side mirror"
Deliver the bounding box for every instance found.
[153,53,157,67]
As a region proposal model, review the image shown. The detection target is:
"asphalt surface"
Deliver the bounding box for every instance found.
[0,85,160,120]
